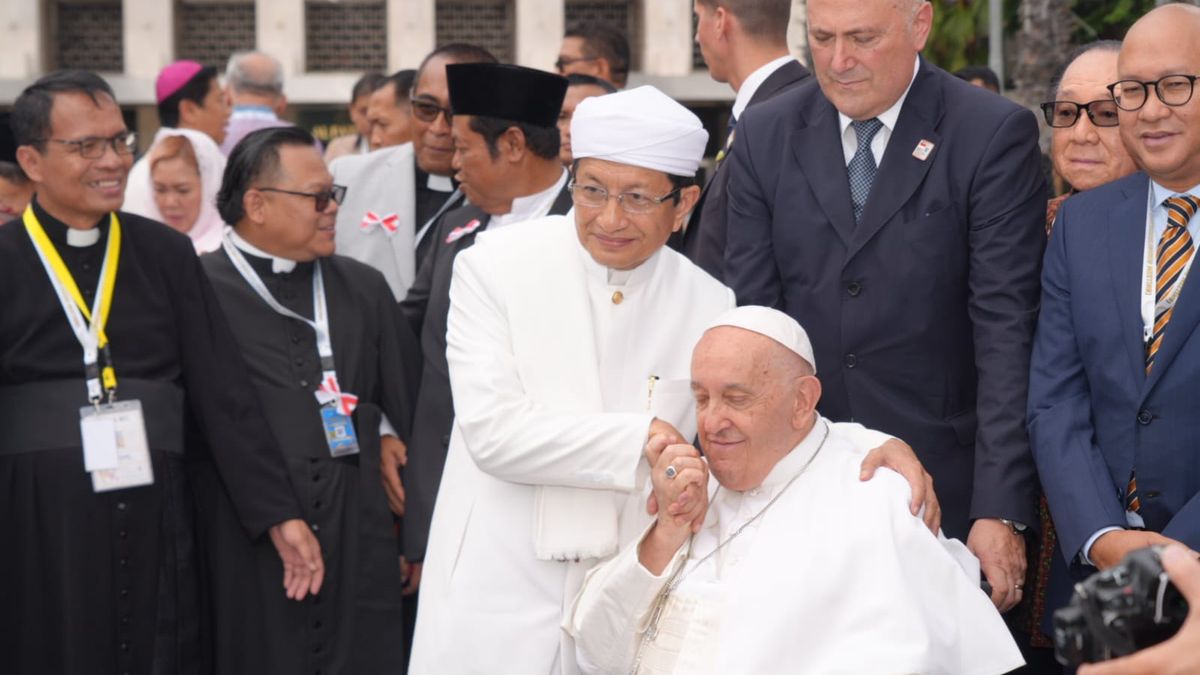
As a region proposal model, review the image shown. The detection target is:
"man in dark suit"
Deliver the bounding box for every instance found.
[1028,2,1200,631]
[396,63,572,592]
[726,0,1046,614]
[676,0,809,280]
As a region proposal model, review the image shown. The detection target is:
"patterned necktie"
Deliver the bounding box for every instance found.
[1145,194,1200,373]
[1128,194,1200,515]
[848,118,883,225]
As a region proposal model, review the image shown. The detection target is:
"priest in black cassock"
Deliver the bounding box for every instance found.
[398,63,572,582]
[199,126,414,674]
[0,71,322,675]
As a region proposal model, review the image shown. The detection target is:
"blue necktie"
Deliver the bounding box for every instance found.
[848,118,883,225]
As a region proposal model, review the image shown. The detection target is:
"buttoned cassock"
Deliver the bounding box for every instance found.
[408,215,735,674]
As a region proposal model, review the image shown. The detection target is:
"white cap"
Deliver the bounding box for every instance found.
[705,306,817,374]
[570,85,709,177]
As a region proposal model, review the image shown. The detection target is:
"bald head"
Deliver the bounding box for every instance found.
[1116,2,1200,191]
[226,51,285,109]
[690,325,822,491]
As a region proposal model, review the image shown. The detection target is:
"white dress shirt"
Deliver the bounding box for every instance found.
[838,56,921,166]
[488,169,569,231]
[730,55,796,122]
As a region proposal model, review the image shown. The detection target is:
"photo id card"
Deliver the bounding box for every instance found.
[79,400,154,492]
[320,402,360,457]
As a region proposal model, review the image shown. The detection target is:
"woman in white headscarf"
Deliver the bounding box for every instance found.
[136,128,226,253]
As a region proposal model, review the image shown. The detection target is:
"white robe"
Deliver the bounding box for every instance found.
[408,215,735,674]
[566,417,1026,675]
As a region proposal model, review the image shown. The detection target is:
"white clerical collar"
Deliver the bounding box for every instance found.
[752,414,829,493]
[732,55,795,121]
[489,168,568,231]
[227,227,298,273]
[66,228,102,247]
[837,56,920,140]
[427,173,454,192]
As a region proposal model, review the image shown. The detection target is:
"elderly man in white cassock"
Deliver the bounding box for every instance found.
[409,87,941,675]
[567,306,1026,675]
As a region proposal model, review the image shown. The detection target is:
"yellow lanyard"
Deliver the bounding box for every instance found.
[23,205,122,399]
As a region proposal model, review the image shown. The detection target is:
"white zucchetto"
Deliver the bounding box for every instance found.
[705,305,817,374]
[570,86,709,177]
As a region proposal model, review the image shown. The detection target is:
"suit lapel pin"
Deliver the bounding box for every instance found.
[912,139,935,161]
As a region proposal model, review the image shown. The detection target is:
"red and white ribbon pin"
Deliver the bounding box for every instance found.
[361,211,400,234]
[316,374,359,416]
[445,218,483,244]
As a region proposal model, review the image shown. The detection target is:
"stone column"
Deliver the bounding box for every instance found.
[389,0,436,70]
[0,0,43,78]
[788,0,808,66]
[641,0,692,76]
[514,0,563,70]
[123,0,174,79]
[257,0,306,76]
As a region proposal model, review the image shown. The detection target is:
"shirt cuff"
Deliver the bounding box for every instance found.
[379,413,397,439]
[1080,526,1124,566]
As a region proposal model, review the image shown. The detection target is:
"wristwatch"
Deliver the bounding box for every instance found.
[999,518,1028,534]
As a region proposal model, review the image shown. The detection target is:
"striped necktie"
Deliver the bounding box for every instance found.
[1128,194,1200,515]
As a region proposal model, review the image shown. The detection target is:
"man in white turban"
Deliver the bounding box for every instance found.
[409,87,940,675]
[566,306,1026,675]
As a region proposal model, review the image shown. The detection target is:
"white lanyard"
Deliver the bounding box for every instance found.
[1140,190,1198,343]
[26,211,120,402]
[221,234,340,384]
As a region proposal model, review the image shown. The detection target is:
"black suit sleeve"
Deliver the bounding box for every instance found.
[171,243,301,539]
[725,115,784,308]
[400,216,440,336]
[965,107,1047,526]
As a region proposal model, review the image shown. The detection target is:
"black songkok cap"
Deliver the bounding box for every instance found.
[446,63,568,128]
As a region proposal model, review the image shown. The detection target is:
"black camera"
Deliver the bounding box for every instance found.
[1053,545,1189,666]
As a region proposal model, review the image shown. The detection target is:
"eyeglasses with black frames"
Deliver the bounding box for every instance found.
[411,98,453,124]
[1107,74,1199,111]
[42,131,137,159]
[1039,99,1120,128]
[257,184,348,212]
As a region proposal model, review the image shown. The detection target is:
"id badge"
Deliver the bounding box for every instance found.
[79,400,154,492]
[320,402,360,457]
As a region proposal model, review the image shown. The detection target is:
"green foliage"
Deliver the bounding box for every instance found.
[923,0,1155,73]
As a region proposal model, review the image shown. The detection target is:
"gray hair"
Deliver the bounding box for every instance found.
[1049,40,1122,101]
[225,51,284,96]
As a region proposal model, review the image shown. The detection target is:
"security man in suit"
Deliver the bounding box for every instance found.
[1029,2,1200,633]
[675,0,810,281]
[725,0,1047,614]
[397,63,573,595]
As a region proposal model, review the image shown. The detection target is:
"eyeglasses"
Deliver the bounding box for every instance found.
[411,98,453,124]
[1107,74,1199,111]
[555,56,599,72]
[568,182,680,214]
[257,184,347,212]
[1039,99,1120,128]
[43,131,137,159]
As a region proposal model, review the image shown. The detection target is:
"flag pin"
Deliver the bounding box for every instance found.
[912,139,935,161]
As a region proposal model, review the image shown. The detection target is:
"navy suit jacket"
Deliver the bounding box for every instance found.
[726,58,1047,539]
[678,59,810,280]
[1029,172,1200,563]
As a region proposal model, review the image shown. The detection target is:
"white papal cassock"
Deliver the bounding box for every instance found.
[567,416,1026,675]
[408,213,735,674]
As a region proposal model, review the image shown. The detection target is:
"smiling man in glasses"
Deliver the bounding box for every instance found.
[199,125,417,673]
[330,45,494,305]
[409,84,937,675]
[1029,1,1200,648]
[0,70,323,675]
